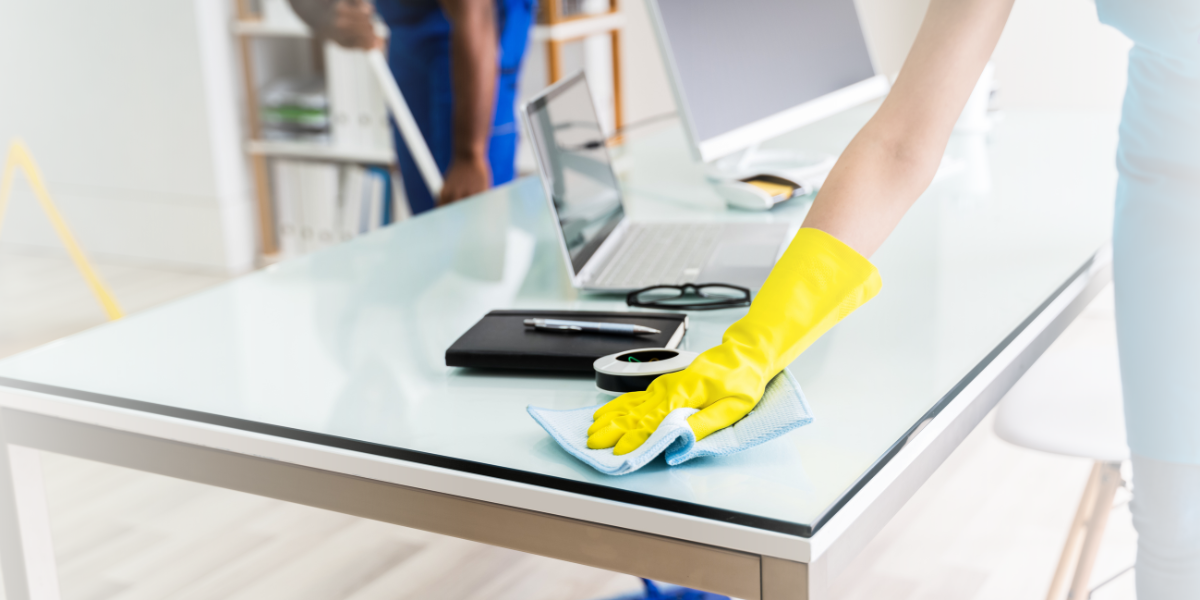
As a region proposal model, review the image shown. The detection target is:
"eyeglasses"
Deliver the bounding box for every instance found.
[626,283,751,311]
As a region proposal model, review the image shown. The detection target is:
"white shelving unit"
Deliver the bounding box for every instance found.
[233,0,397,258]
[246,139,393,165]
[233,20,309,38]
[537,0,626,132]
[232,0,625,259]
[234,15,396,159]
[532,12,627,43]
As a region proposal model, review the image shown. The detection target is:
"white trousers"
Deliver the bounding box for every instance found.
[1130,455,1200,599]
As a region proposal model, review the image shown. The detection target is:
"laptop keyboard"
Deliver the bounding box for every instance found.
[593,223,724,289]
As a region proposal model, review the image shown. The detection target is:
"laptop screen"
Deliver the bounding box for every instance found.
[524,74,624,275]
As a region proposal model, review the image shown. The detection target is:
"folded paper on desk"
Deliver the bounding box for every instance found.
[527,370,812,475]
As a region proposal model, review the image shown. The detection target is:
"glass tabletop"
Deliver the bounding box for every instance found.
[0,105,1118,537]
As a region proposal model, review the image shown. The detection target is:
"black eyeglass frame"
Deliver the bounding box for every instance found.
[626,283,752,311]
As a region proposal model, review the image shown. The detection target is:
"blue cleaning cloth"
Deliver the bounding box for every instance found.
[527,370,812,476]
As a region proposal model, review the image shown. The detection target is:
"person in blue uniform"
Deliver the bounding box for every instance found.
[292,0,533,214]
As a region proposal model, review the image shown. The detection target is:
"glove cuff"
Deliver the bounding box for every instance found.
[724,227,882,375]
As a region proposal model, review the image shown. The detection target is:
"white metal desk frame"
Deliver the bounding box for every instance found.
[0,242,1111,600]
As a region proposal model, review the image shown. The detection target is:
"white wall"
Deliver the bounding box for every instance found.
[0,0,255,274]
[612,0,1132,126]
[855,0,931,78]
[617,0,676,126]
[993,0,1131,111]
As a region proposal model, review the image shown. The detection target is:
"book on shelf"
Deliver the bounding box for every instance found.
[338,166,365,242]
[260,76,330,143]
[324,42,393,154]
[272,160,301,257]
[391,169,411,222]
[362,166,387,234]
[271,160,407,258]
[540,0,611,21]
[302,162,340,253]
[249,13,393,155]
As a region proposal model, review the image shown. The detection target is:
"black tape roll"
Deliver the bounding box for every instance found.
[595,370,660,394]
[593,348,700,395]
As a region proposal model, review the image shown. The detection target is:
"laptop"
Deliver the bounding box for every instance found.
[519,72,792,292]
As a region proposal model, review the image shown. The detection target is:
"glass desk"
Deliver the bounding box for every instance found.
[0,106,1117,600]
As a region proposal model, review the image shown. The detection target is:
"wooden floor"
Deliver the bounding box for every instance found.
[0,246,1136,599]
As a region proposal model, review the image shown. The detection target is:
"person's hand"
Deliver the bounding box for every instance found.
[291,0,383,50]
[587,228,883,455]
[438,155,492,205]
[588,344,775,455]
[327,0,384,51]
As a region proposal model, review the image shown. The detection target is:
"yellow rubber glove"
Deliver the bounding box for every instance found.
[587,228,882,455]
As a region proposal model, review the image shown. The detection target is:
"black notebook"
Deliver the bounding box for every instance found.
[445,310,688,373]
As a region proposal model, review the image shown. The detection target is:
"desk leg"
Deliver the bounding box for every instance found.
[0,436,61,600]
[762,556,824,600]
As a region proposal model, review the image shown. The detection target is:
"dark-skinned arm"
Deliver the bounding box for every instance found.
[437,0,498,205]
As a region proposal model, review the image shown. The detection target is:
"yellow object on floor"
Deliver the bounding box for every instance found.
[588,228,881,455]
[0,139,124,320]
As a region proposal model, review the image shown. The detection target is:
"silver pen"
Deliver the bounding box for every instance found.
[523,318,661,336]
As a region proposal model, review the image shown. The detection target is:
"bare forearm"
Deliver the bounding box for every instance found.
[800,119,941,258]
[442,0,498,161]
[802,0,1015,258]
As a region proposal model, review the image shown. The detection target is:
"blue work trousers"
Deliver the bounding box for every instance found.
[380,0,534,215]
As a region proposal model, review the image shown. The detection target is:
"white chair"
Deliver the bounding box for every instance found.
[994,296,1128,600]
